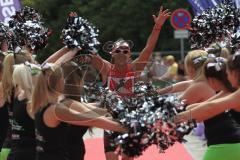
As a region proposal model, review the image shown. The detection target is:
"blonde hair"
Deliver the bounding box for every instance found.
[185,50,208,81]
[2,51,33,103]
[220,48,230,59]
[31,65,63,114]
[12,64,35,100]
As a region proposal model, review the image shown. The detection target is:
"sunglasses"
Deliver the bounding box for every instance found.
[113,48,130,54]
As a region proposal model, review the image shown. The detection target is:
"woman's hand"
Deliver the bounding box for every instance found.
[153,6,171,29]
[174,111,190,123]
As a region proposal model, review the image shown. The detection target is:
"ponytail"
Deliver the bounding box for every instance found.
[31,65,63,114]
[2,54,15,102]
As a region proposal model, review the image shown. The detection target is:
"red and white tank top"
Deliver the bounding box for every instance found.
[107,64,134,97]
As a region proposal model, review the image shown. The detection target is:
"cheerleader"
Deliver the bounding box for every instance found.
[0,51,33,160]
[62,62,107,160]
[178,50,215,104]
[157,50,216,159]
[176,55,240,160]
[31,63,126,160]
[6,64,38,160]
[0,45,79,160]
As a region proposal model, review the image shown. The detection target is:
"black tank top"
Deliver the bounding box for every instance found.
[35,104,68,160]
[204,110,240,146]
[3,89,15,148]
[230,110,240,124]
[7,98,36,160]
[60,98,88,160]
[65,125,88,160]
[3,102,14,148]
[11,98,35,148]
[0,102,10,150]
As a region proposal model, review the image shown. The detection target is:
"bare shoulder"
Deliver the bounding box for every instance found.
[175,80,193,88]
[193,81,215,96]
[43,104,60,128]
[180,81,215,104]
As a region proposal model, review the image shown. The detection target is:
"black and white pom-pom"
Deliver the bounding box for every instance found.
[61,13,100,52]
[8,20,51,52]
[231,26,240,52]
[0,22,12,43]
[7,6,51,52]
[102,82,196,157]
[81,82,103,103]
[10,6,41,23]
[190,0,239,49]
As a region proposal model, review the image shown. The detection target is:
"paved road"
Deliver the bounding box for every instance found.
[84,128,207,160]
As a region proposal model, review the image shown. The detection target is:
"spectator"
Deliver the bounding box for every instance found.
[149,54,168,78]
[154,55,178,81]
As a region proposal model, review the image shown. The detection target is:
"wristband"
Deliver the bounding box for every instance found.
[153,25,162,30]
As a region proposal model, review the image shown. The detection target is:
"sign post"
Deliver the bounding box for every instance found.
[174,30,189,60]
[171,9,192,60]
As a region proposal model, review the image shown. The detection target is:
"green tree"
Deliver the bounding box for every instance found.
[21,0,191,62]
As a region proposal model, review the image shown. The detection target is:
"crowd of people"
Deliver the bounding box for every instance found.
[0,2,240,160]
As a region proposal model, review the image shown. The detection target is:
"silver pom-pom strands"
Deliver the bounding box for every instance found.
[61,12,100,53]
[101,82,196,157]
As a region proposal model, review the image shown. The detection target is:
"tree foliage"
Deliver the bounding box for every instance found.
[21,0,191,62]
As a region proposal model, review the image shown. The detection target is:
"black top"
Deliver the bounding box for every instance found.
[2,89,15,149]
[230,110,240,124]
[0,102,10,150]
[65,125,88,160]
[11,98,35,149]
[204,110,240,146]
[60,98,88,160]
[2,101,14,148]
[35,104,68,160]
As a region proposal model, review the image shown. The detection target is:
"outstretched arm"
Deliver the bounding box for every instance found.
[186,91,229,110]
[176,90,240,122]
[82,102,108,116]
[157,80,193,94]
[54,100,126,132]
[132,6,170,73]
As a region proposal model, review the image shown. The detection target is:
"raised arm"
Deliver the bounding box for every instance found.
[43,46,70,64]
[88,54,111,84]
[54,48,80,65]
[132,6,170,73]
